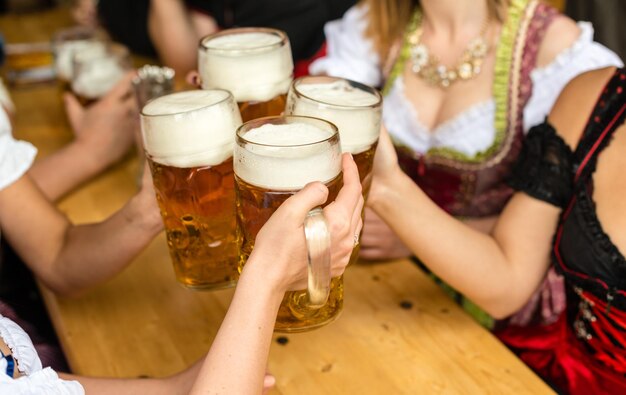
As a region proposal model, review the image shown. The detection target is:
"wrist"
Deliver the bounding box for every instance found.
[239,253,288,301]
[369,168,406,212]
[125,191,163,236]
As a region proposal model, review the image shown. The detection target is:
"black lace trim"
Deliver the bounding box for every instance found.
[507,122,573,208]
[573,68,626,180]
[575,187,626,275]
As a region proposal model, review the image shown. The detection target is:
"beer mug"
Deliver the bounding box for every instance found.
[286,76,382,263]
[52,26,102,88]
[140,90,242,290]
[71,43,131,106]
[234,116,343,332]
[198,27,293,122]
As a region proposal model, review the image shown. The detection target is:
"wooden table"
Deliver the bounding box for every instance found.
[2,7,554,395]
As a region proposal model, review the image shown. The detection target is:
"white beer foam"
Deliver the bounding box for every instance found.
[199,31,293,103]
[71,57,125,99]
[141,90,242,168]
[54,39,105,81]
[288,80,381,154]
[235,123,341,191]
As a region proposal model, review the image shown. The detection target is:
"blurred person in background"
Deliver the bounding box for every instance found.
[72,0,356,76]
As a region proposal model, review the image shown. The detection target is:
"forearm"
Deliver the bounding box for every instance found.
[28,141,104,201]
[190,256,283,395]
[369,171,557,318]
[62,374,174,395]
[148,0,199,74]
[48,192,162,295]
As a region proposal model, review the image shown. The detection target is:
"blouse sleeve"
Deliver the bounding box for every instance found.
[0,368,85,395]
[523,22,624,132]
[0,108,37,191]
[308,5,383,87]
[0,316,84,394]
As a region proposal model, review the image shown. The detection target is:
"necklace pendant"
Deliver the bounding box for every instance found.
[458,62,473,80]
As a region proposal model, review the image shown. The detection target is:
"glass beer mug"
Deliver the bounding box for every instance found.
[198,27,293,122]
[286,76,382,263]
[71,43,131,106]
[234,116,343,332]
[140,90,242,289]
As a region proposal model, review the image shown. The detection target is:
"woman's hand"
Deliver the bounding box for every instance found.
[247,153,364,293]
[369,127,403,207]
[64,72,138,169]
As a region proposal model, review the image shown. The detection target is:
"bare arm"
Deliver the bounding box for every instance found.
[190,154,363,394]
[368,68,615,318]
[60,358,203,395]
[56,154,362,394]
[148,0,218,75]
[0,169,162,296]
[29,73,137,201]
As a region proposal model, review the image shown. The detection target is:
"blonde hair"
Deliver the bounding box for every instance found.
[362,0,511,58]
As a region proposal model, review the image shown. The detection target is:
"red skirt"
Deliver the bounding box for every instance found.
[497,312,626,394]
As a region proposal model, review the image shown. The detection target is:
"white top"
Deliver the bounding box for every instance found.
[0,109,37,191]
[310,6,624,157]
[0,315,84,394]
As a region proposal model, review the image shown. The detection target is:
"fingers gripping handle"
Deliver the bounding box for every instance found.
[303,207,331,309]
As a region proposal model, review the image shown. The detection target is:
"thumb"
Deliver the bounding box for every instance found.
[263,373,275,390]
[63,92,84,132]
[276,182,329,224]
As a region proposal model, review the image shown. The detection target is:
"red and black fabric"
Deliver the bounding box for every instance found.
[498,68,626,394]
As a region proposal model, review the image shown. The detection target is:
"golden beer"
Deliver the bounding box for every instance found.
[149,158,238,288]
[286,76,383,262]
[141,90,243,289]
[234,116,344,332]
[238,93,287,123]
[198,28,293,122]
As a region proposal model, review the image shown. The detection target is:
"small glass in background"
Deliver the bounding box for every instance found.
[132,65,176,182]
[51,26,103,88]
[71,42,131,106]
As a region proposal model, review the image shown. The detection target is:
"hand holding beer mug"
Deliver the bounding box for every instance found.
[286,76,382,263]
[141,90,242,289]
[198,28,293,122]
[246,153,363,295]
[71,43,131,106]
[235,116,360,332]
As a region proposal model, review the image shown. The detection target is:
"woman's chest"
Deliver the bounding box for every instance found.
[400,58,495,131]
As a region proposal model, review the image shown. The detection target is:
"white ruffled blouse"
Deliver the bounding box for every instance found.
[310,6,624,157]
[0,108,37,191]
[0,316,84,394]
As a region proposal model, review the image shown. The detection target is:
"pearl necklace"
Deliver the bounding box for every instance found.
[408,9,490,88]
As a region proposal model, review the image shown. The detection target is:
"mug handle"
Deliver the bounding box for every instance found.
[303,207,331,309]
